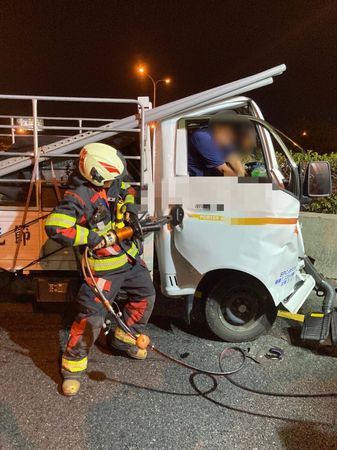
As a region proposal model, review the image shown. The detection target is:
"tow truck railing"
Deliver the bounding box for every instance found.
[0,95,147,184]
[0,94,146,179]
[0,95,148,271]
[0,115,122,142]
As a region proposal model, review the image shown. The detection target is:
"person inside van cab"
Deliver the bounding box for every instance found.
[188,112,246,177]
[238,122,257,158]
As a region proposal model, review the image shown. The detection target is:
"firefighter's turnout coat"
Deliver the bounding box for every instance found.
[45,173,139,273]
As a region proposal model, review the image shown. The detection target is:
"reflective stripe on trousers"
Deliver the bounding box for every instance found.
[62,356,88,373]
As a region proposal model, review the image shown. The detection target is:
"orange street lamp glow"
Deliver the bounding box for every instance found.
[135,65,172,107]
[302,131,307,137]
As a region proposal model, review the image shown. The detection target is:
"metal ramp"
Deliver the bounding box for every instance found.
[0,64,286,178]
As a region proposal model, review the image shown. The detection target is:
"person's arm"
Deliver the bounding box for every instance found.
[45,192,102,249]
[216,162,237,176]
[225,154,246,177]
[190,130,225,172]
[120,180,138,222]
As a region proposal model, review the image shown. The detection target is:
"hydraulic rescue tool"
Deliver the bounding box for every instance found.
[81,206,247,376]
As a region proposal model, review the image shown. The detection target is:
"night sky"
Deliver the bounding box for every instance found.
[1,0,337,152]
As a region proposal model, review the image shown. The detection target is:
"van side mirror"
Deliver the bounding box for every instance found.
[303,161,332,198]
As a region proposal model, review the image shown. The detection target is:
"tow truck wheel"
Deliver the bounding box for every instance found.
[205,276,276,342]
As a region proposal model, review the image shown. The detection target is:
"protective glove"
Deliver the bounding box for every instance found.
[103,231,117,247]
[93,231,117,250]
[124,211,138,224]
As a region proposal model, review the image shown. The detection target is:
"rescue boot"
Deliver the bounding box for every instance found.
[62,379,81,396]
[110,327,147,360]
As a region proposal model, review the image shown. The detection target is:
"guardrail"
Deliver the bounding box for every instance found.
[300,212,337,279]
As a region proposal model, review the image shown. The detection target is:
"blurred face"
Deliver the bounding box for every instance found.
[212,124,236,147]
[240,128,257,154]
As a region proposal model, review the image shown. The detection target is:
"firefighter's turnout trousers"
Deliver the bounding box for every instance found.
[45,174,155,379]
[62,261,155,379]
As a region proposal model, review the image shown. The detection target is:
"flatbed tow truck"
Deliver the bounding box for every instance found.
[0,64,335,344]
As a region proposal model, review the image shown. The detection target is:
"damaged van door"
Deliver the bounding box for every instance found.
[170,115,325,342]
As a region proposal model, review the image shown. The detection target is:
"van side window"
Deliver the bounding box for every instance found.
[186,119,268,178]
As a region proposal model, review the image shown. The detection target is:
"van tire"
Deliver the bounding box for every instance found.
[205,276,276,342]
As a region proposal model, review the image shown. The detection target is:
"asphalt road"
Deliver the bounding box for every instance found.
[1,295,337,450]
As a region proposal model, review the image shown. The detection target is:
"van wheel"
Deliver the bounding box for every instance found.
[205,277,276,342]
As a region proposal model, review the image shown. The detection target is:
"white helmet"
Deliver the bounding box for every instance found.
[79,143,126,187]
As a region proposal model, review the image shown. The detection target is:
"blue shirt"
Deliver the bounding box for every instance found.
[188,128,233,176]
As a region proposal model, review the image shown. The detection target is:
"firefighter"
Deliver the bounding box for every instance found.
[45,143,155,396]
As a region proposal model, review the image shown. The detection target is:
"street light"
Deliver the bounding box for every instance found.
[137,66,171,107]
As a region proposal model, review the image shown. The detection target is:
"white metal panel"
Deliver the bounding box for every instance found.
[175,123,188,177]
[167,177,300,305]
[282,273,315,312]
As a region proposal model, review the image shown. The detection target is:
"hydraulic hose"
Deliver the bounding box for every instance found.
[151,346,246,376]
[82,246,136,339]
[225,374,337,398]
[82,245,337,396]
[82,246,247,376]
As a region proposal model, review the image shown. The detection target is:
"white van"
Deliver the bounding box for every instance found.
[0,65,334,343]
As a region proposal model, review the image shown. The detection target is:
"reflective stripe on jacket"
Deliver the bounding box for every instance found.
[45,174,138,272]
